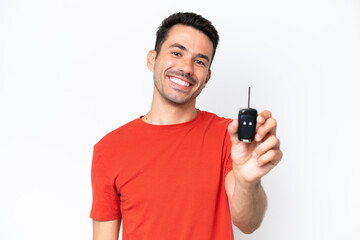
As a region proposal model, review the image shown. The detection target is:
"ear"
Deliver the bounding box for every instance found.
[147,50,157,72]
[204,70,212,86]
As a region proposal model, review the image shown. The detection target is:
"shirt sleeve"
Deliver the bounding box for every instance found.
[223,127,233,177]
[90,145,121,221]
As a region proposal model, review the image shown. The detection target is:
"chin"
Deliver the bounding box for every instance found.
[166,95,194,105]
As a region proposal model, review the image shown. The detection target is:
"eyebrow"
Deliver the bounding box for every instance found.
[169,43,210,63]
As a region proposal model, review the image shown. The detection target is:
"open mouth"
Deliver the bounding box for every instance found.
[169,76,192,87]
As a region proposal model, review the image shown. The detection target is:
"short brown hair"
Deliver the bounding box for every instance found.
[154,12,219,66]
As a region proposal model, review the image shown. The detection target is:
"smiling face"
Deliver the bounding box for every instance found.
[147,24,213,106]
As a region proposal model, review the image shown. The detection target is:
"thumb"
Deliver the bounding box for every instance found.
[227,119,240,144]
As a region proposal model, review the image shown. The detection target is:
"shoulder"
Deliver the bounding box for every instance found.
[196,110,233,140]
[94,118,141,153]
[199,110,232,128]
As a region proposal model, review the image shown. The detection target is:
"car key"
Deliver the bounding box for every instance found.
[238,87,257,142]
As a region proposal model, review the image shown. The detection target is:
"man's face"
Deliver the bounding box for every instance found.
[147,24,213,105]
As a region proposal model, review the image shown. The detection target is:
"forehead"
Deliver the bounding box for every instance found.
[163,24,213,57]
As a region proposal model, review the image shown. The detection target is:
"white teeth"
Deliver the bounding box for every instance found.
[170,77,190,87]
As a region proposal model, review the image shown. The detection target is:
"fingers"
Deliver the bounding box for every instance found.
[252,135,282,167]
[256,110,272,126]
[255,116,277,142]
[256,149,283,168]
[250,150,282,178]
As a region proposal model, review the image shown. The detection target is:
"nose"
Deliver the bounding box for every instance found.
[178,56,194,76]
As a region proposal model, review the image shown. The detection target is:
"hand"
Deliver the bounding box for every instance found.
[227,110,283,185]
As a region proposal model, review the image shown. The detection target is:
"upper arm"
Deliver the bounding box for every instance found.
[225,170,235,201]
[93,217,122,240]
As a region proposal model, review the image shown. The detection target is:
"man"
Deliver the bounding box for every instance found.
[91,12,282,240]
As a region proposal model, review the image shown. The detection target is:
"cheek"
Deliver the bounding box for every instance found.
[164,58,178,69]
[153,61,163,77]
[154,58,174,74]
[196,70,210,84]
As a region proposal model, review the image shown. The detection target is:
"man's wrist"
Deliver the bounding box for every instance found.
[232,167,262,192]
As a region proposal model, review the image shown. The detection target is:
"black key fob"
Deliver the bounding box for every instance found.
[238,108,257,142]
[238,87,257,142]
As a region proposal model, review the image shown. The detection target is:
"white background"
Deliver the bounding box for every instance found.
[1,0,359,239]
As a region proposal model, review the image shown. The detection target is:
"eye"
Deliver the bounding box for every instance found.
[172,52,181,57]
[195,60,205,66]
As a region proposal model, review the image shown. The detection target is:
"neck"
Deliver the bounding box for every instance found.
[143,88,198,125]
